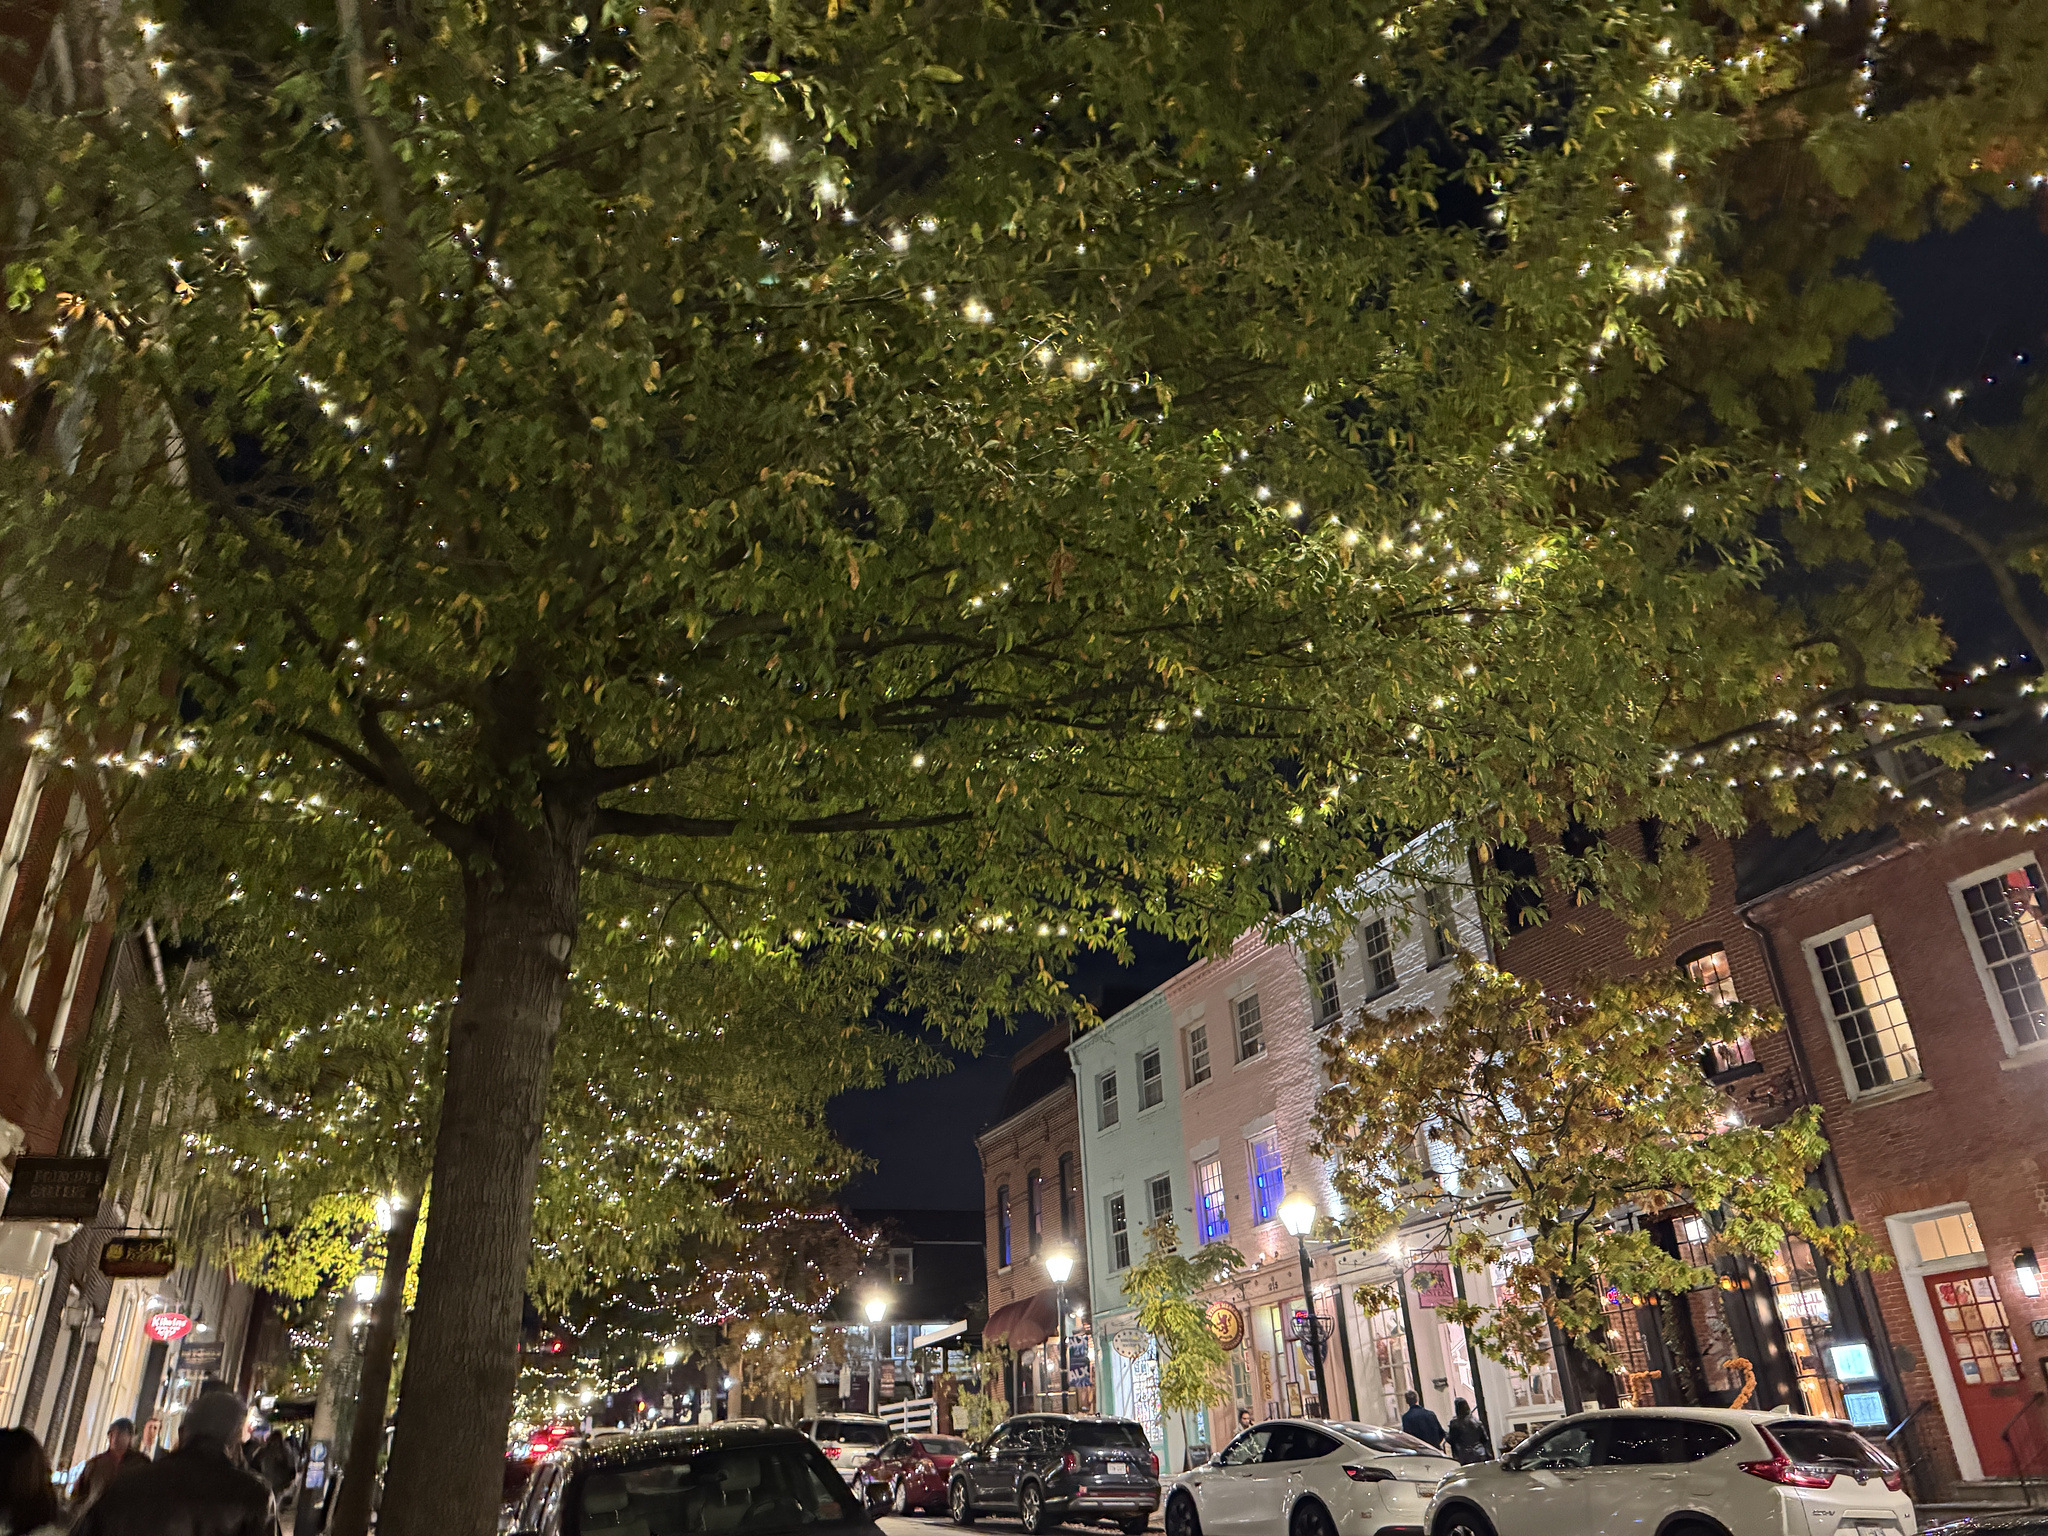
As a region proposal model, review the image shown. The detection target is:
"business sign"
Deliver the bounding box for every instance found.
[1205,1302,1245,1350]
[1409,1260,1456,1310]
[1111,1328,1150,1361]
[100,1236,178,1279]
[145,1311,194,1343]
[178,1341,223,1373]
[1,1156,109,1221]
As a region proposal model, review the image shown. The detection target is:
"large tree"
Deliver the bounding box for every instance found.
[6,0,2044,1529]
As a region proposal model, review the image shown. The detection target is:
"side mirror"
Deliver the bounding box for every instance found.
[1185,1448,1211,1468]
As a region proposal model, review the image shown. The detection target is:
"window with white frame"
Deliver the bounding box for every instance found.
[1195,1156,1229,1242]
[1248,1134,1284,1223]
[1186,1022,1212,1086]
[1310,955,1342,1029]
[1361,917,1397,997]
[1098,1069,1119,1129]
[1107,1194,1130,1270]
[1955,859,2048,1049]
[1137,1046,1164,1110]
[1148,1174,1173,1223]
[1423,884,1459,966]
[1809,920,1921,1093]
[1911,1210,1984,1264]
[1234,993,1265,1062]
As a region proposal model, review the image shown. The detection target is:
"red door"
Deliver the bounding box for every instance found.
[1926,1269,2027,1477]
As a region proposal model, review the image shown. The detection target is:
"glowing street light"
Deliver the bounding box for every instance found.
[1278,1195,1328,1417]
[1043,1250,1076,1412]
[864,1295,889,1413]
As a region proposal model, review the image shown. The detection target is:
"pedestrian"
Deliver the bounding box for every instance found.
[1399,1390,1446,1450]
[0,1427,65,1536]
[1445,1398,1492,1464]
[1236,1409,1253,1431]
[72,1418,151,1512]
[71,1388,273,1536]
[245,1425,296,1498]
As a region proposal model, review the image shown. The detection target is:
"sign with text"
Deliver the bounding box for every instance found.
[1111,1329,1150,1361]
[145,1311,194,1343]
[1409,1260,1456,1310]
[101,1235,179,1279]
[1,1156,109,1221]
[178,1341,223,1373]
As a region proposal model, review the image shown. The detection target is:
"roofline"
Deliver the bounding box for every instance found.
[974,1086,1080,1146]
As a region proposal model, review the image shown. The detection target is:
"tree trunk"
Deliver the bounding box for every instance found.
[377,810,588,1536]
[330,1167,425,1536]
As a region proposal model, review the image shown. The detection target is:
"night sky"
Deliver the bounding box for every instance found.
[832,202,2048,1215]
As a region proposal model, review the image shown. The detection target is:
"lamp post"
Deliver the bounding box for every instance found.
[1278,1194,1327,1418]
[1044,1250,1075,1413]
[864,1296,888,1414]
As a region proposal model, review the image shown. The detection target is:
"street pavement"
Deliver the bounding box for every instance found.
[878,1514,1150,1536]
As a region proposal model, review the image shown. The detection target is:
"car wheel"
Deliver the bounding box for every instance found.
[1432,1506,1497,1536]
[949,1479,976,1526]
[882,1477,903,1516]
[1289,1498,1336,1536]
[1163,1492,1201,1536]
[1018,1481,1054,1535]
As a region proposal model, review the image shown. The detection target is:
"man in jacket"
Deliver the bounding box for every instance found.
[73,1389,274,1536]
[1399,1391,1446,1451]
[73,1417,151,1510]
[1445,1399,1493,1464]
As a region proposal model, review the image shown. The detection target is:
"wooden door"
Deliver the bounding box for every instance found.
[1925,1269,2026,1476]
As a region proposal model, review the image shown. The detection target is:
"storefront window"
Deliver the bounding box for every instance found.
[0,1267,48,1419]
[1762,1237,1848,1418]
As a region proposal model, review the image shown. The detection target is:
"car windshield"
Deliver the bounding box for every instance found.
[1770,1423,1892,1470]
[1067,1423,1150,1450]
[572,1443,861,1536]
[816,1422,889,1447]
[917,1439,968,1456]
[1330,1425,1444,1458]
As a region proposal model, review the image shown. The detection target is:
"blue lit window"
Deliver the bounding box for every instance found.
[1250,1136,1284,1224]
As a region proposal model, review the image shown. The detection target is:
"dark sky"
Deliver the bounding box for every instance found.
[831,202,2048,1214]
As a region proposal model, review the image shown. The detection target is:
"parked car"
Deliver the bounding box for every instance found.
[504,1422,878,1536]
[1424,1407,1916,1536]
[855,1434,971,1514]
[1165,1418,1456,1536]
[808,1415,894,1479]
[950,1413,1161,1534]
[1924,1521,2048,1534]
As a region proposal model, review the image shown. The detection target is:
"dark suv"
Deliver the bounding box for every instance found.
[949,1414,1160,1535]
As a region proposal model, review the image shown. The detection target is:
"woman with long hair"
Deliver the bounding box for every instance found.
[0,1427,64,1536]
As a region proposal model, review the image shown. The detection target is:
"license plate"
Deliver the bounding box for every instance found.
[1108,1462,1129,1477]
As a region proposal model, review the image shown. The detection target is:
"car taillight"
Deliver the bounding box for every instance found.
[1342,1466,1393,1483]
[1148,1452,1160,1476]
[1881,1468,1903,1492]
[825,1446,841,1458]
[1738,1454,1835,1489]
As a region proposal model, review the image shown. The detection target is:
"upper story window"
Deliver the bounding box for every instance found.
[1423,884,1460,967]
[1027,1168,1044,1253]
[1248,1134,1284,1224]
[997,1185,1012,1268]
[1955,859,2048,1050]
[1808,919,1921,1095]
[1186,1022,1212,1086]
[1234,993,1265,1062]
[1107,1194,1130,1270]
[1681,944,1755,1075]
[1362,917,1398,997]
[1098,1069,1119,1129]
[1195,1156,1229,1243]
[890,1247,914,1284]
[1310,955,1342,1029]
[1148,1174,1174,1223]
[1057,1152,1075,1238]
[1138,1046,1164,1110]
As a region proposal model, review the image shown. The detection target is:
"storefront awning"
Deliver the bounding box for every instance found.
[982,1289,1060,1351]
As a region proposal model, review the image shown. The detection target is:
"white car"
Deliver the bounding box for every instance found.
[808,1414,893,1478]
[1166,1418,1457,1536]
[1425,1406,1916,1536]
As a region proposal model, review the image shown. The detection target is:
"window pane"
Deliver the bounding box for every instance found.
[1108,1194,1130,1270]
[1028,1170,1043,1253]
[1196,1157,1229,1242]
[1599,1418,1692,1466]
[998,1186,1011,1267]
[1814,923,1920,1091]
[1235,994,1265,1061]
[1249,1136,1284,1224]
[1685,946,1740,1005]
[1311,955,1341,1028]
[1139,1047,1164,1110]
[1363,919,1397,996]
[1187,1024,1211,1086]
[1424,885,1459,964]
[1962,864,2048,1045]
[1148,1175,1173,1222]
[1100,1071,1119,1129]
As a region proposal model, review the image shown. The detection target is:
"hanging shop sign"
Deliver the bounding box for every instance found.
[1111,1329,1149,1361]
[145,1311,194,1343]
[1204,1302,1245,1351]
[100,1235,178,1279]
[1409,1260,1456,1310]
[178,1341,223,1373]
[1,1156,108,1221]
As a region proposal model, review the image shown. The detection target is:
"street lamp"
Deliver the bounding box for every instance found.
[1278,1194,1328,1419]
[864,1295,888,1414]
[1044,1250,1076,1412]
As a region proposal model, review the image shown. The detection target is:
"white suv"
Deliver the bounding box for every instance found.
[808,1414,893,1478]
[1426,1407,1916,1536]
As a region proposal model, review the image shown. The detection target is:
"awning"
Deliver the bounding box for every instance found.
[982,1289,1059,1351]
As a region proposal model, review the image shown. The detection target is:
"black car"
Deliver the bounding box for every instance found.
[948,1413,1160,1535]
[506,1423,883,1536]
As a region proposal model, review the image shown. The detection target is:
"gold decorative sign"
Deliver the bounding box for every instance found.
[1204,1302,1245,1350]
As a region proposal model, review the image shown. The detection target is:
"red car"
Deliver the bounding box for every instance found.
[856,1433,971,1514]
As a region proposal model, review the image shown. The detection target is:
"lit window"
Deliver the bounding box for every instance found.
[1423,885,1459,966]
[1812,922,1921,1093]
[1138,1046,1164,1110]
[1912,1211,1984,1264]
[1235,994,1264,1061]
[1148,1175,1173,1223]
[1196,1157,1229,1243]
[1248,1135,1284,1224]
[1108,1194,1130,1270]
[1362,918,1397,996]
[1187,1023,1211,1086]
[1311,955,1342,1028]
[1684,945,1754,1074]
[1959,863,2048,1047]
[1099,1070,1119,1129]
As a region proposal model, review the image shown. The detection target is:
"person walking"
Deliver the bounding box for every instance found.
[1445,1398,1493,1464]
[1399,1390,1446,1450]
[0,1428,65,1536]
[72,1418,151,1512]
[71,1389,274,1536]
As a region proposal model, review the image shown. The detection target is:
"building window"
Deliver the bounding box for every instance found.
[1683,944,1756,1074]
[1912,1210,1984,1264]
[1957,861,2048,1048]
[890,1247,914,1284]
[1196,1157,1229,1243]
[1148,1174,1174,1223]
[997,1185,1012,1268]
[1310,955,1342,1029]
[1423,884,1459,966]
[1234,994,1264,1062]
[1362,918,1397,997]
[1027,1168,1044,1254]
[1187,1023,1211,1086]
[1248,1134,1284,1224]
[1108,1194,1130,1270]
[1057,1152,1074,1238]
[1138,1046,1164,1110]
[1811,920,1921,1093]
[1098,1070,1119,1129]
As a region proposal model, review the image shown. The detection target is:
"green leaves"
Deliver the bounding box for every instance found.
[1121,1219,1244,1414]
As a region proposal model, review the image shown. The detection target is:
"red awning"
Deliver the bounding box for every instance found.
[982,1289,1060,1351]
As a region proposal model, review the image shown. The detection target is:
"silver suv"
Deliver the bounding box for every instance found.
[808,1415,893,1479]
